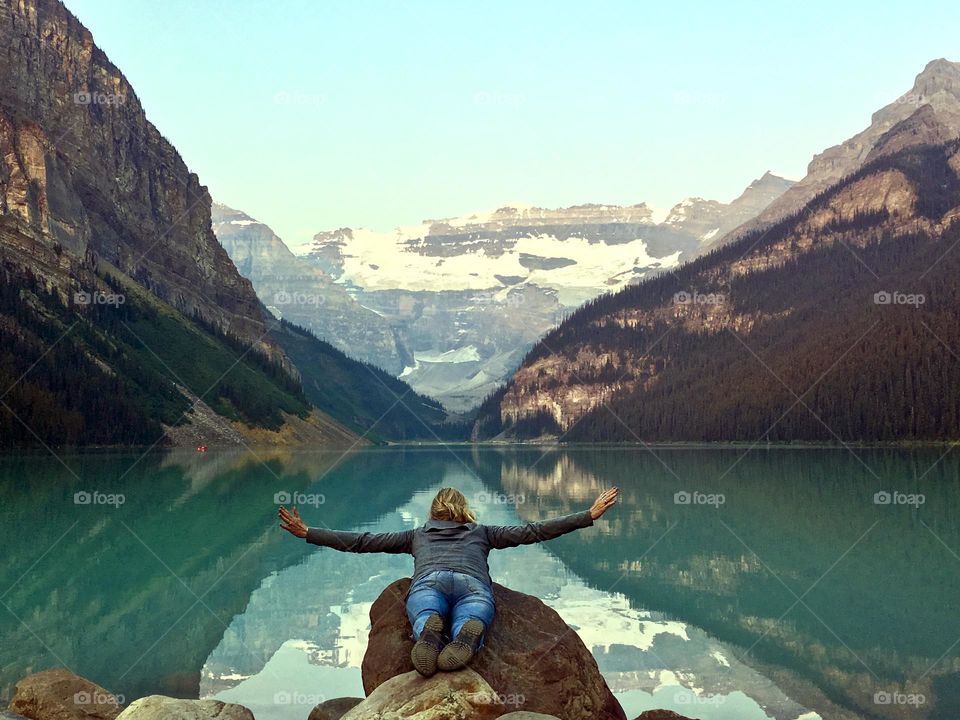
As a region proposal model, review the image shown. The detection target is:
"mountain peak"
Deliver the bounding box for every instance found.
[911,57,960,97]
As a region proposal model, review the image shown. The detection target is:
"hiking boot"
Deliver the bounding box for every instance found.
[410,613,445,677]
[437,618,485,671]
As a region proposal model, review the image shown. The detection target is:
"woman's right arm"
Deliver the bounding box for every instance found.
[279,505,414,554]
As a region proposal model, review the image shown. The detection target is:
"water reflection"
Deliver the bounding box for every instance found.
[2,446,957,720]
[204,460,823,720]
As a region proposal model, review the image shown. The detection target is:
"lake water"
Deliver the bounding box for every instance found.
[1,446,957,720]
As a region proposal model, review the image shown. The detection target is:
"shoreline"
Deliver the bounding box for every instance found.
[1,439,957,454]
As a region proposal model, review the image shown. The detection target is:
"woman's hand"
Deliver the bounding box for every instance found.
[589,487,620,520]
[279,505,308,538]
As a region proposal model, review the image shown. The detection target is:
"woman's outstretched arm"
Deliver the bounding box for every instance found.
[278,506,414,554]
[485,487,619,549]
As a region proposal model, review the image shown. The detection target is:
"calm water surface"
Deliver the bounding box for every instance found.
[1,446,958,720]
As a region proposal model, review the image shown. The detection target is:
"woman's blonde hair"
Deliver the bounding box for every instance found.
[429,487,477,523]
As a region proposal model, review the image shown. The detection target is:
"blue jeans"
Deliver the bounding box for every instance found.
[406,570,496,642]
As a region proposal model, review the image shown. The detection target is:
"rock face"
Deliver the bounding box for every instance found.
[362,579,626,720]
[113,697,253,720]
[9,668,122,720]
[307,697,364,720]
[342,670,503,720]
[0,0,277,356]
[212,203,405,373]
[706,57,960,251]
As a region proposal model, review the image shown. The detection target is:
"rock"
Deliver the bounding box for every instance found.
[362,579,626,720]
[497,714,561,720]
[9,668,122,720]
[307,697,364,720]
[634,713,696,720]
[114,696,253,720]
[1,710,32,720]
[342,670,503,720]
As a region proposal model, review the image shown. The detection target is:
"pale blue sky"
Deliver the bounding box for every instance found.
[66,0,960,247]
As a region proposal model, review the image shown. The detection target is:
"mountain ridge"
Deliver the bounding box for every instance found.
[704,57,960,252]
[477,132,960,442]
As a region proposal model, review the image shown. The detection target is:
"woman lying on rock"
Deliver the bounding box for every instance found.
[278,486,619,677]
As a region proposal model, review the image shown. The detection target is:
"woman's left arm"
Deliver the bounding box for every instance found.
[486,487,619,549]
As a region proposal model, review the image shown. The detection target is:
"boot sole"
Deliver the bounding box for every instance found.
[437,619,484,671]
[410,614,445,677]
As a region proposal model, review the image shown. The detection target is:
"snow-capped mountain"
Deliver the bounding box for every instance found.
[214,175,792,412]
[290,174,792,410]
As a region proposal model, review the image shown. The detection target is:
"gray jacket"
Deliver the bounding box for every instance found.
[305,509,594,587]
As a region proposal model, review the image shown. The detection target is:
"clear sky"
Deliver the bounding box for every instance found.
[64,0,960,248]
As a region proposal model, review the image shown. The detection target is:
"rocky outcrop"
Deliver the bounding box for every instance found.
[342,670,503,720]
[114,697,252,720]
[0,0,284,364]
[362,579,626,720]
[1,711,31,720]
[307,697,364,720]
[8,669,122,720]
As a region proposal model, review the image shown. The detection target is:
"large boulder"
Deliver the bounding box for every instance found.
[362,579,626,720]
[342,669,503,720]
[634,713,696,720]
[307,697,364,720]
[9,669,122,720]
[114,697,253,720]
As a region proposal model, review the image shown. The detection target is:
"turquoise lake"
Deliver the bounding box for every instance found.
[1,446,958,720]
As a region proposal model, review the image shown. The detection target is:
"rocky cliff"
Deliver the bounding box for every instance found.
[212,203,405,373]
[0,0,370,446]
[0,0,282,361]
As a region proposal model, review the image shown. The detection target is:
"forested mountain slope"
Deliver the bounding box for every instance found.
[477,135,960,442]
